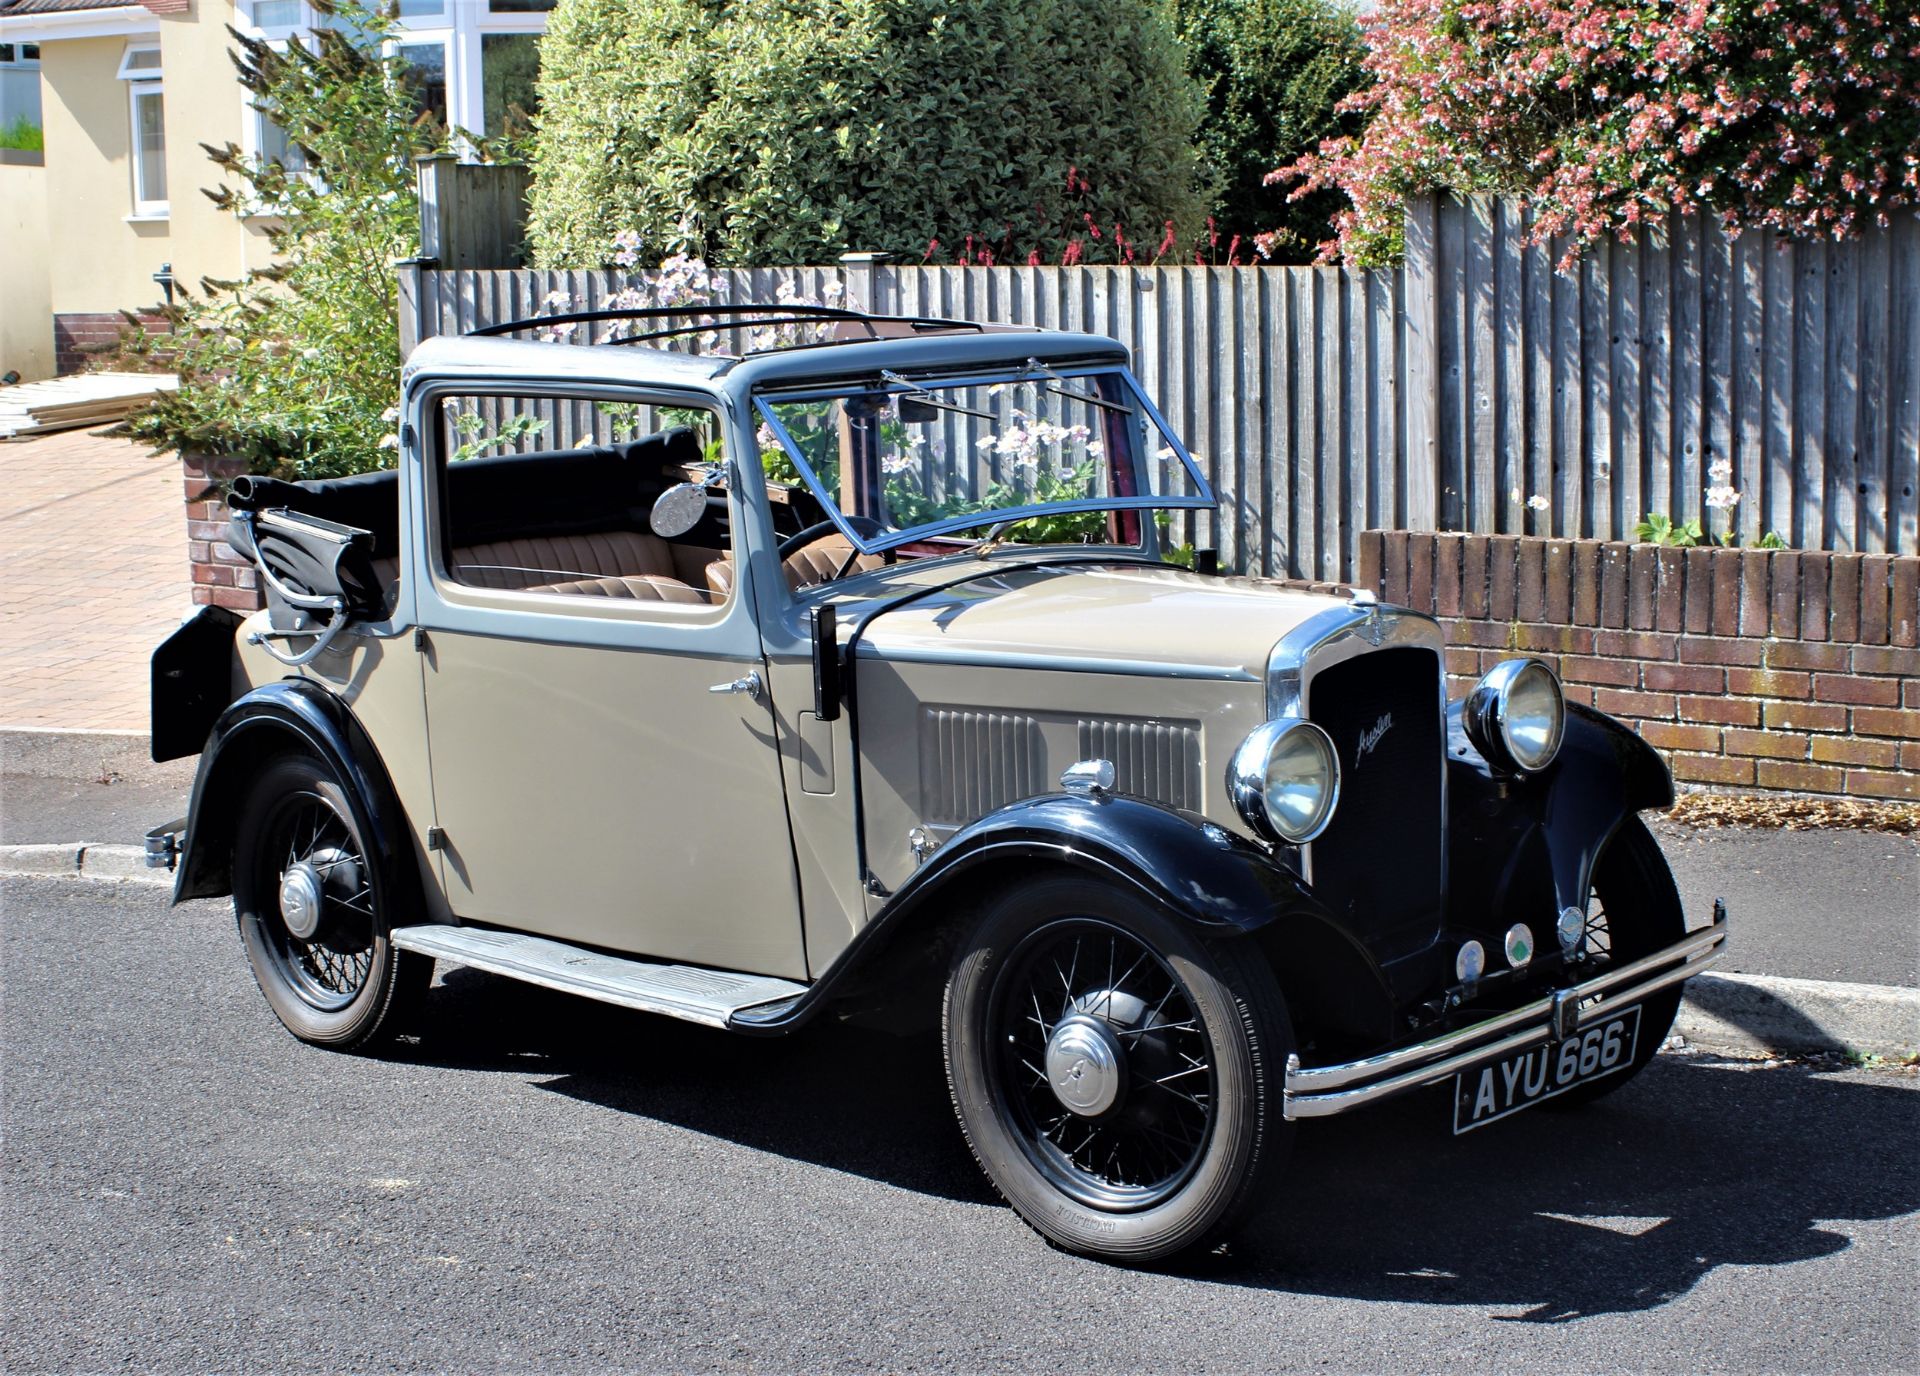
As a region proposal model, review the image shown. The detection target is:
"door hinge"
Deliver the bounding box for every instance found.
[426,826,447,852]
[413,626,429,651]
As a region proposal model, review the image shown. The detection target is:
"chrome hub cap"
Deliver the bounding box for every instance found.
[278,862,324,940]
[1044,1014,1125,1117]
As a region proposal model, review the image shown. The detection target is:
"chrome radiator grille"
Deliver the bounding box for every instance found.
[1305,645,1446,941]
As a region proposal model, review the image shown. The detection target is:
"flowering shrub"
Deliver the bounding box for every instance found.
[527,0,1206,268]
[1274,0,1920,267]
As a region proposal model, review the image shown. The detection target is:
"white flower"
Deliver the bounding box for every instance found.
[1086,440,1104,459]
[1707,457,1734,485]
[380,406,400,424]
[543,290,572,311]
[1155,445,1177,462]
[1526,494,1551,512]
[756,421,778,449]
[301,347,321,361]
[881,453,917,476]
[377,433,400,451]
[1705,485,1742,511]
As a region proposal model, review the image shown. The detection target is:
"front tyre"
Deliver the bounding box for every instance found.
[944,876,1294,1264]
[1548,814,1687,1108]
[232,754,429,1051]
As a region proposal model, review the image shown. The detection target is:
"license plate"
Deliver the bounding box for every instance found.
[1452,1006,1641,1134]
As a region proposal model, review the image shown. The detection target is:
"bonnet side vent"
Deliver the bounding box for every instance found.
[1078,718,1202,811]
[920,709,1047,825]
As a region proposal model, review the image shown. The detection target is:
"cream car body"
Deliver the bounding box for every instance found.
[151,304,1728,1264]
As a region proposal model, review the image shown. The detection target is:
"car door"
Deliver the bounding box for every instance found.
[409,381,807,981]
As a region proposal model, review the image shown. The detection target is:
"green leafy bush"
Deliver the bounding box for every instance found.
[1175,0,1364,262]
[127,1,447,479]
[527,0,1208,268]
[0,116,42,152]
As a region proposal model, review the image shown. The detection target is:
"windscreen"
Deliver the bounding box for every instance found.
[755,366,1210,553]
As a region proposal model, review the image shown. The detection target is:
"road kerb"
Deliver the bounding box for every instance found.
[1676,972,1919,1062]
[1,843,169,885]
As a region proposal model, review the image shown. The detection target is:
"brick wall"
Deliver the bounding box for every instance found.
[1354,532,1920,801]
[53,312,168,376]
[181,453,264,613]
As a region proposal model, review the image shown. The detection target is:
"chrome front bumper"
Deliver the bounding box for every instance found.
[1282,911,1729,1120]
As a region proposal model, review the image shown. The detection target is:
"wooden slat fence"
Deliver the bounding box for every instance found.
[400,194,1919,580]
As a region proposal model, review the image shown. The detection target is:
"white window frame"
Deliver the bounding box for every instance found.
[120,44,166,218]
[234,2,549,154]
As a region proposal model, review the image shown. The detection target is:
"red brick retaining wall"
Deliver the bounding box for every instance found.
[181,453,264,613]
[1355,532,1920,801]
[53,312,168,376]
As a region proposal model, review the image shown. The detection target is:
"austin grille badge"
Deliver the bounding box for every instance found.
[1356,712,1393,763]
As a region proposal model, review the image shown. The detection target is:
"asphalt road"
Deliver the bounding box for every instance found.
[3,876,1916,1374]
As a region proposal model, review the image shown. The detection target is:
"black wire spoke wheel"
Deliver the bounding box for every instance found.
[992,920,1215,1211]
[1546,815,1687,1109]
[945,875,1293,1264]
[232,754,429,1050]
[255,787,377,1011]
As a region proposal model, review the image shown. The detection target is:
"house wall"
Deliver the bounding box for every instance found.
[0,158,52,380]
[35,10,268,369]
[37,36,169,320]
[155,4,272,300]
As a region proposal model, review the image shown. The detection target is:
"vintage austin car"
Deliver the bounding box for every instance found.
[149,302,1726,1263]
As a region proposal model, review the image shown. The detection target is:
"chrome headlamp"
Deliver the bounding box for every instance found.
[1464,658,1565,775]
[1228,719,1341,845]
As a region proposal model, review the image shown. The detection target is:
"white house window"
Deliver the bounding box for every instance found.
[235,4,549,154]
[480,32,540,135]
[118,45,166,217]
[0,40,43,151]
[395,39,449,129]
[248,1,304,30]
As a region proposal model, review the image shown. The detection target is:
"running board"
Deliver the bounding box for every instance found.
[389,925,808,1030]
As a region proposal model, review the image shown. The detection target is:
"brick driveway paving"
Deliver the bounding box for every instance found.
[0,429,188,731]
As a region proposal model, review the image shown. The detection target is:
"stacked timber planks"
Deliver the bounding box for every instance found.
[0,373,178,440]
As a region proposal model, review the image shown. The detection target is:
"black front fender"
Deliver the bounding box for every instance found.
[1445,700,1674,933]
[889,792,1314,932]
[173,679,413,906]
[737,792,1393,1042]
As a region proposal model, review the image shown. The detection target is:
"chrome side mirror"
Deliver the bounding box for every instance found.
[649,482,711,538]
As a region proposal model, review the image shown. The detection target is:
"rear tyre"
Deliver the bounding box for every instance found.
[232,754,429,1051]
[1547,815,1686,1108]
[944,875,1294,1264]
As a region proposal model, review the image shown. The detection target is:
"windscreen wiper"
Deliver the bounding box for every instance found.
[1018,358,1131,414]
[878,370,995,420]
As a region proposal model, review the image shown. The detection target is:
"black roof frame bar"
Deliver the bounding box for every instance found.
[464,302,987,351]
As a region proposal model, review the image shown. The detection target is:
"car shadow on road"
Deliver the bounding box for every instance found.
[1214,1055,1920,1321]
[392,967,994,1205]
[395,969,1918,1319]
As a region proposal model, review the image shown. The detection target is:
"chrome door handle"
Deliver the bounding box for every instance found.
[708,671,763,702]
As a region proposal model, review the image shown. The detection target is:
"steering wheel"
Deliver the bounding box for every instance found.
[777,516,886,561]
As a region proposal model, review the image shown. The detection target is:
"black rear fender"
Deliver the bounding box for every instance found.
[150,605,243,763]
[172,680,415,908]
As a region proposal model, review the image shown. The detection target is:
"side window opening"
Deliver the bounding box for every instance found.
[429,391,736,609]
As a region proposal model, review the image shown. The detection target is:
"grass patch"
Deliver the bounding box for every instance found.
[1666,793,1919,835]
[0,116,43,153]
